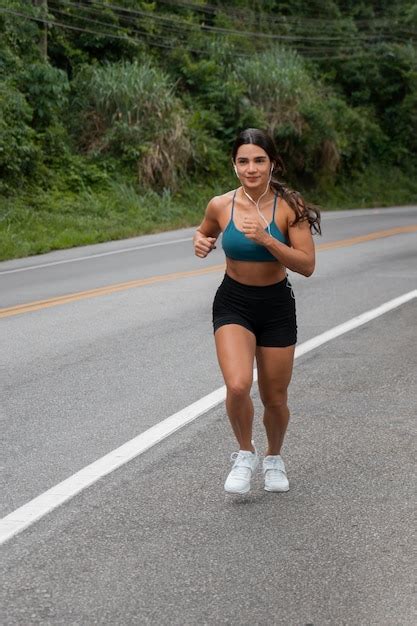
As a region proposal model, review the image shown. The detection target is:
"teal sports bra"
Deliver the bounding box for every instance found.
[222,190,289,262]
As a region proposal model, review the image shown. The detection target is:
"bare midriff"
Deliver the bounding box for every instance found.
[225,258,287,286]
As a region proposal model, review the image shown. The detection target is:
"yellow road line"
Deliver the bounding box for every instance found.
[1,224,417,319]
[317,224,417,250]
[0,264,225,318]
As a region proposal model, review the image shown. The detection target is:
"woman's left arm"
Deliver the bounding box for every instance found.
[268,217,315,276]
[242,204,315,276]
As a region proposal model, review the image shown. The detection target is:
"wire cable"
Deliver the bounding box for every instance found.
[47,0,416,51]
[2,6,411,61]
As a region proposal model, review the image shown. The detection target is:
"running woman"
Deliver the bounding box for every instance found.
[193,128,321,495]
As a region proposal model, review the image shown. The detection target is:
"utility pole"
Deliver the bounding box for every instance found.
[33,0,48,61]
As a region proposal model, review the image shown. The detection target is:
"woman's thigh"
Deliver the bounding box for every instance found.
[214,324,256,390]
[255,345,295,404]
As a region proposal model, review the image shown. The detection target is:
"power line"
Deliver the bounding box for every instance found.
[45,5,380,57]
[1,6,410,61]
[156,0,414,21]
[76,0,415,43]
[47,4,236,55]
[0,7,191,53]
[154,0,417,34]
[47,2,263,57]
[46,0,415,52]
[45,0,417,43]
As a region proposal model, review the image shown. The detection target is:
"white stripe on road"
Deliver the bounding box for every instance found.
[322,206,417,219]
[293,289,417,358]
[2,205,416,275]
[0,237,193,275]
[1,289,416,545]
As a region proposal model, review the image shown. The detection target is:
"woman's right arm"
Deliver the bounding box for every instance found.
[193,197,222,259]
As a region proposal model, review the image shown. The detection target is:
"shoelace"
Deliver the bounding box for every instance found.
[230,451,254,474]
[264,458,286,474]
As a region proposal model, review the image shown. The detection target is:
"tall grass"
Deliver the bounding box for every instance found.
[71,60,191,189]
[236,48,342,175]
[236,47,316,135]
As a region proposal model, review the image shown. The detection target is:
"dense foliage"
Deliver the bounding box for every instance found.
[0,0,416,258]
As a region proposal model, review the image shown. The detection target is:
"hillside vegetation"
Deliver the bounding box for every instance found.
[1,0,416,260]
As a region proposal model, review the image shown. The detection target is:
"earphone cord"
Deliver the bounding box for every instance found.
[240,169,295,300]
[241,171,273,236]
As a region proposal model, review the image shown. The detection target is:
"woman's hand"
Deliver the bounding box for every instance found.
[194,233,217,258]
[241,217,269,245]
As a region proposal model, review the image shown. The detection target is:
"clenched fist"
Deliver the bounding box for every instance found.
[241,217,269,245]
[194,234,217,258]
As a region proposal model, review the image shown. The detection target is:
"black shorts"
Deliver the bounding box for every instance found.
[212,273,297,347]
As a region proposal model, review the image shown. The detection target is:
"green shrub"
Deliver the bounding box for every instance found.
[325,99,388,172]
[186,107,227,176]
[0,82,40,189]
[236,47,390,183]
[17,62,70,130]
[167,40,264,143]
[236,47,336,180]
[0,1,40,79]
[331,42,417,163]
[70,59,192,189]
[236,47,316,134]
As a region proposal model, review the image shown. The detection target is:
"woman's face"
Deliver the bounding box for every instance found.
[234,143,272,190]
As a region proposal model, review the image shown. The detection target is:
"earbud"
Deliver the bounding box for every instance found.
[233,164,239,177]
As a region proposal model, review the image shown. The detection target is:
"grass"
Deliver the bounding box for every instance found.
[1,166,416,262]
[312,165,417,210]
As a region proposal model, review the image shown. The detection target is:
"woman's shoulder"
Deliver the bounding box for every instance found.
[277,194,294,216]
[276,188,305,219]
[207,189,237,213]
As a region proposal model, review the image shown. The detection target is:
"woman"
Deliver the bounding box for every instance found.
[193,128,321,495]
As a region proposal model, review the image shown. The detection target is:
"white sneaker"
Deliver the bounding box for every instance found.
[263,455,289,492]
[224,448,259,494]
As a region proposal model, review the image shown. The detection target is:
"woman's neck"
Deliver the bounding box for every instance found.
[240,185,274,204]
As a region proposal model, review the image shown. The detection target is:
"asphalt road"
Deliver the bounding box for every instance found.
[1,206,417,624]
[1,205,417,307]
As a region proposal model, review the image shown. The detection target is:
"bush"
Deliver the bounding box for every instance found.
[236,47,337,180]
[185,107,228,176]
[236,47,390,183]
[70,59,192,190]
[0,82,40,189]
[0,1,40,79]
[236,47,316,135]
[330,43,417,163]
[17,62,70,130]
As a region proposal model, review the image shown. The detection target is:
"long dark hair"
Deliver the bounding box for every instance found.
[232,128,321,235]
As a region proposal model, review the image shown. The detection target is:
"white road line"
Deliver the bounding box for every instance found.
[2,206,416,275]
[0,237,193,275]
[1,289,416,546]
[322,207,416,219]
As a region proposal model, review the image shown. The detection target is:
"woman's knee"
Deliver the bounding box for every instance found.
[226,377,252,398]
[262,390,288,411]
